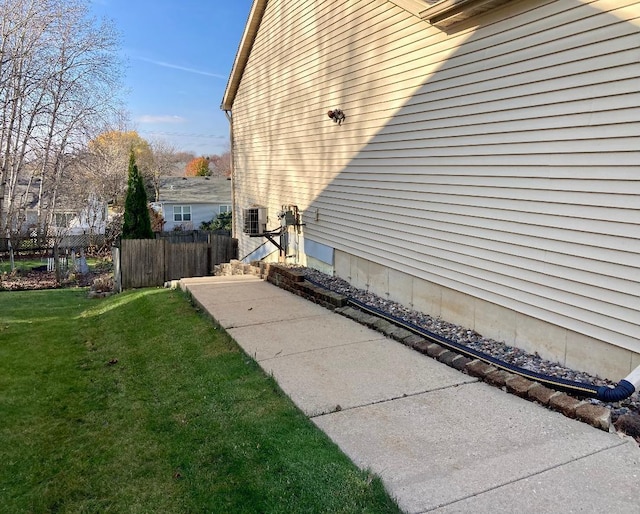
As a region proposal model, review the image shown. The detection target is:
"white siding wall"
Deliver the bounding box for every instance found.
[231,0,640,356]
[162,203,223,232]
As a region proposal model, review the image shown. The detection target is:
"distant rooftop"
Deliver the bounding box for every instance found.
[158,176,232,204]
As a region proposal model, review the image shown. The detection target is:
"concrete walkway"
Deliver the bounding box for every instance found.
[180,275,640,514]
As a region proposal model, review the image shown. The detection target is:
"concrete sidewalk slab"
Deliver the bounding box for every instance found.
[183,276,291,306]
[313,383,630,514]
[259,339,477,417]
[227,312,384,361]
[182,275,640,514]
[432,440,640,513]
[184,277,327,329]
[180,275,259,286]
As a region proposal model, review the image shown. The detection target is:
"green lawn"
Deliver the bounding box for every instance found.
[0,257,46,273]
[0,288,400,514]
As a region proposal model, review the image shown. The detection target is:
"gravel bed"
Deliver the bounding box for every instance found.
[295,266,640,420]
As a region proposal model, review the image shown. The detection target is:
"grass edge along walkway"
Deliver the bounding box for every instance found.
[0,287,401,514]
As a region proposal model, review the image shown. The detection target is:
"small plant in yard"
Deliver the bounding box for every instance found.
[200,211,232,232]
[0,288,400,513]
[90,274,114,294]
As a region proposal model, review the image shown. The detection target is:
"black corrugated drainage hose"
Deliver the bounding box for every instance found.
[305,275,638,403]
[345,297,637,402]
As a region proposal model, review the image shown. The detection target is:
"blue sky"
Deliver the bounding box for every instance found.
[89,0,254,156]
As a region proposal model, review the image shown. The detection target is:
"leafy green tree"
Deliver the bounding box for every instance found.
[122,150,154,239]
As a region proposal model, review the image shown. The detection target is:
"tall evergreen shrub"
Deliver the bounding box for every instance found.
[122,150,153,239]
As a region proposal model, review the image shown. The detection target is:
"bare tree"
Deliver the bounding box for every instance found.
[209,148,231,178]
[174,151,196,163]
[0,0,54,240]
[148,138,179,202]
[0,0,123,268]
[212,151,231,178]
[34,4,122,240]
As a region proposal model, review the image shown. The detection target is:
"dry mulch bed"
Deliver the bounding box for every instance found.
[0,269,111,291]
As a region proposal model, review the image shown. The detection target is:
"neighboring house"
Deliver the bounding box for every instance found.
[49,195,108,237]
[152,176,232,231]
[3,177,107,252]
[16,188,107,238]
[221,0,640,382]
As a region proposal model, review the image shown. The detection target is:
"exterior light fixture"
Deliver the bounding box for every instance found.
[327,109,346,125]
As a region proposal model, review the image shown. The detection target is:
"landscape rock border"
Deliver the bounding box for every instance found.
[215,260,640,441]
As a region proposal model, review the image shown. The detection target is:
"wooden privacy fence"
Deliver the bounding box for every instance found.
[114,234,237,290]
[155,229,230,243]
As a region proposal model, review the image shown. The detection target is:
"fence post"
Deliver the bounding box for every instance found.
[112,246,122,292]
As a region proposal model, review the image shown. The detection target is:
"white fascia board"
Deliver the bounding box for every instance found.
[221,0,268,111]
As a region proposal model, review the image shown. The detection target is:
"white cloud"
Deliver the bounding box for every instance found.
[136,115,186,124]
[135,56,226,79]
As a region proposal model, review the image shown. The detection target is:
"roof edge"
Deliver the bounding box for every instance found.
[419,0,513,27]
[388,0,428,17]
[221,0,268,111]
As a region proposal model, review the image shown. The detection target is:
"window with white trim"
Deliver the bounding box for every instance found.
[173,205,191,222]
[219,205,232,214]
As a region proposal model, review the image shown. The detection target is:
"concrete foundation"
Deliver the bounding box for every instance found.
[331,250,637,382]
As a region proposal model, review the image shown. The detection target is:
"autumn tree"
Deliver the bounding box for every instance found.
[122,150,153,239]
[86,130,153,206]
[185,156,210,177]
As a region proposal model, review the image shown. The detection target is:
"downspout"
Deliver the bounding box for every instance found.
[598,367,639,403]
[223,109,236,240]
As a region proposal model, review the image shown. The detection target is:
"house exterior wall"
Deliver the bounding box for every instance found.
[229,0,640,380]
[159,203,227,232]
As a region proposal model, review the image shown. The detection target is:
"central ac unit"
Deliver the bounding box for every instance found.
[243,207,267,235]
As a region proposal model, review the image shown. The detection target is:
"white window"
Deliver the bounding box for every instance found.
[173,205,191,222]
[219,205,231,214]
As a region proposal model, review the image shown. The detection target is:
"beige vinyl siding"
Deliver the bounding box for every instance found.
[231,0,640,353]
